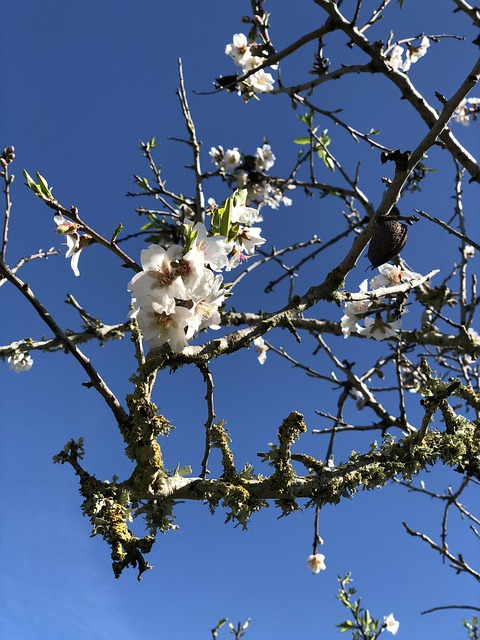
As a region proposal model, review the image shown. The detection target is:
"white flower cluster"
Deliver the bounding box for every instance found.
[128,190,266,353]
[453,97,480,126]
[209,142,294,210]
[225,33,275,98]
[341,264,421,341]
[387,36,430,72]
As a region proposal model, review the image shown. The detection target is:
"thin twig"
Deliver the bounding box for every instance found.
[198,363,216,479]
[414,209,480,251]
[177,58,205,221]
[1,150,14,261]
[0,259,129,427]
[421,604,480,615]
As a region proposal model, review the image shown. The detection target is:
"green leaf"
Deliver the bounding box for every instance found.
[323,155,335,172]
[293,136,311,145]
[219,195,233,238]
[23,169,36,188]
[110,223,123,243]
[336,620,354,632]
[135,176,151,191]
[36,172,52,197]
[297,112,313,127]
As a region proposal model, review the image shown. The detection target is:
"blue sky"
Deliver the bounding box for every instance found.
[1,1,479,638]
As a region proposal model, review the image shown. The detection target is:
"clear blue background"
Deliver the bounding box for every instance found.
[1,1,479,638]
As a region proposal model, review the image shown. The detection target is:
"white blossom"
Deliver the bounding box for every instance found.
[178,245,212,293]
[226,249,249,271]
[341,279,371,338]
[242,54,265,72]
[191,222,233,271]
[341,313,362,338]
[253,337,268,364]
[387,45,404,71]
[209,146,242,171]
[128,244,187,314]
[384,614,400,635]
[64,234,84,277]
[187,274,226,336]
[468,327,480,346]
[225,33,252,68]
[370,264,420,290]
[230,203,261,226]
[8,352,34,373]
[453,97,480,126]
[358,315,402,341]
[255,143,276,172]
[307,553,326,574]
[235,225,266,254]
[54,215,84,277]
[387,38,429,73]
[463,245,475,259]
[403,36,430,71]
[209,146,224,166]
[247,68,275,94]
[136,303,193,352]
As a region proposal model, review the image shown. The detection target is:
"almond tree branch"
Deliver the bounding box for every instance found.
[0,248,60,287]
[414,209,480,251]
[1,147,14,261]
[0,258,129,427]
[177,58,205,221]
[26,190,141,272]
[313,0,480,183]
[452,0,480,27]
[402,521,480,581]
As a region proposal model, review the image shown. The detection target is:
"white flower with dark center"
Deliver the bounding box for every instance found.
[358,315,402,341]
[225,33,252,68]
[136,303,193,352]
[255,144,276,172]
[211,147,242,172]
[176,245,210,293]
[236,225,266,254]
[222,148,242,171]
[403,36,430,71]
[128,244,187,314]
[370,264,420,289]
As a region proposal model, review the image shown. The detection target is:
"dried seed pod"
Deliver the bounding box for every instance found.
[367,218,408,269]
